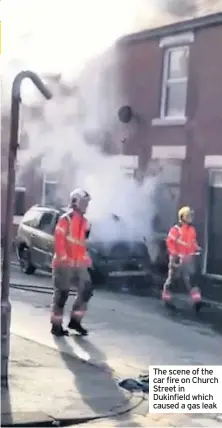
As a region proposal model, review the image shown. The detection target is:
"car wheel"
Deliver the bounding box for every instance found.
[19,246,36,275]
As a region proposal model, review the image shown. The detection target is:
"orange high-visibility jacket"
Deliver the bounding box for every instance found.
[52,210,92,268]
[166,223,198,257]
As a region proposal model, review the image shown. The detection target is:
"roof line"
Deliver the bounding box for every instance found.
[117,12,222,46]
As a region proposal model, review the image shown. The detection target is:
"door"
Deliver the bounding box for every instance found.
[32,211,57,269]
[206,170,222,276]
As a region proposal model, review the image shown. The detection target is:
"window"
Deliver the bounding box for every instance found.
[119,155,138,179]
[42,173,58,206]
[22,209,42,228]
[154,183,180,233]
[161,46,189,118]
[37,212,55,235]
[147,159,182,233]
[53,213,61,232]
[14,187,26,216]
[206,170,222,276]
[122,167,136,179]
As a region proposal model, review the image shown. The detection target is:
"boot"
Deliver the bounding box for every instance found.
[190,287,201,302]
[162,289,172,301]
[68,318,88,336]
[51,324,69,337]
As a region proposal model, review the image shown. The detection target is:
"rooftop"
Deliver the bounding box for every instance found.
[118,0,222,45]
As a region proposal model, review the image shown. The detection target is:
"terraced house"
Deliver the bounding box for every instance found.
[1,2,222,280]
[114,8,222,278]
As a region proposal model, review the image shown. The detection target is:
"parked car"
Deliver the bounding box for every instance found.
[15,205,152,287]
[15,205,62,274]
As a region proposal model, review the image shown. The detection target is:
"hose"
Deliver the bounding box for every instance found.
[10,283,76,296]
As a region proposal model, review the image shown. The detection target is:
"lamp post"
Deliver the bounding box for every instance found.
[1,71,52,388]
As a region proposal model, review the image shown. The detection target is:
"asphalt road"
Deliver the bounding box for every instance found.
[9,263,52,287]
[8,263,222,373]
[8,263,222,335]
[6,263,222,425]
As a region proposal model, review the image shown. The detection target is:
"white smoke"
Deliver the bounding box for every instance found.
[1,0,158,108]
[16,93,158,243]
[3,0,189,245]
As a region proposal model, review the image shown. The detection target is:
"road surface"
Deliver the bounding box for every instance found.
[4,264,222,426]
[9,262,222,333]
[9,264,222,372]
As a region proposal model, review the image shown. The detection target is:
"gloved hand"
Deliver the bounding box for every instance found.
[174,256,180,264]
[85,222,91,239]
[171,255,180,266]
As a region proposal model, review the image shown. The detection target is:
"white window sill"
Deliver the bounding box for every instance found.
[159,32,194,48]
[152,117,187,127]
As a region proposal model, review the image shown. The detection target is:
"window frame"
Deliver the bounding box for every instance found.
[22,208,43,228]
[154,182,181,234]
[160,45,189,119]
[36,211,57,235]
[14,186,26,216]
[148,158,183,234]
[42,173,58,206]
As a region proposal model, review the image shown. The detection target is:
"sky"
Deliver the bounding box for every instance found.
[0,0,159,106]
[1,0,157,76]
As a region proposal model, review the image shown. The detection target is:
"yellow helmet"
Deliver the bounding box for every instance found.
[178,206,193,221]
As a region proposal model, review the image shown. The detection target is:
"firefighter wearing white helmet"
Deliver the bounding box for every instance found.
[50,188,93,336]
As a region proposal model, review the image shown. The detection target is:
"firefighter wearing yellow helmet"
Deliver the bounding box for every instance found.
[178,206,194,223]
[162,205,202,306]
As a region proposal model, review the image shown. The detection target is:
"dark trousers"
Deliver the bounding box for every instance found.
[51,266,93,325]
[163,255,196,293]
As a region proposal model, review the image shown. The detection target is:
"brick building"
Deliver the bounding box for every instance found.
[113,12,222,278]
[76,10,222,277]
[1,8,222,279]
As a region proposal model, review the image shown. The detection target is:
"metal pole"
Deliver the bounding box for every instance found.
[1,71,52,388]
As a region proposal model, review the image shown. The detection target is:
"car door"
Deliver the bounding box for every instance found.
[46,212,61,268]
[31,211,57,269]
[21,209,43,263]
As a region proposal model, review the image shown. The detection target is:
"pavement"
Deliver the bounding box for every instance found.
[3,334,219,428]
[76,414,222,428]
[2,334,143,427]
[1,263,222,426]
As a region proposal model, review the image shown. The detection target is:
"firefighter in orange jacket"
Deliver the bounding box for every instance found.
[162,206,202,303]
[51,188,93,337]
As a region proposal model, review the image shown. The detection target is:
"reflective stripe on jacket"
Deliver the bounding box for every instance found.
[52,211,92,268]
[166,223,198,257]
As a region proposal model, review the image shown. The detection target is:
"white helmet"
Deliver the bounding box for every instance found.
[69,188,91,212]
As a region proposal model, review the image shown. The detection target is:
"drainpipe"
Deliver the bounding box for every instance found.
[1,71,52,388]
